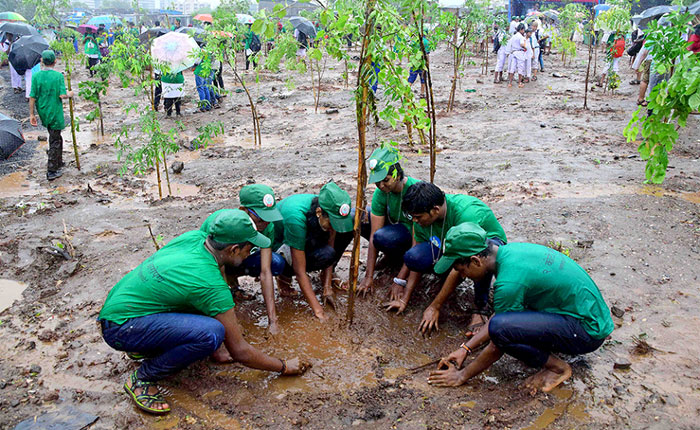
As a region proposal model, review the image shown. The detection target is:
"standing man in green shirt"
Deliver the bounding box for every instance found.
[99,209,308,415]
[386,182,507,337]
[428,223,614,392]
[357,146,421,299]
[28,50,73,181]
[200,184,286,335]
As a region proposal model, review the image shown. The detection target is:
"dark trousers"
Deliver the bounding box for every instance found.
[154,73,162,109]
[101,313,225,382]
[47,128,63,173]
[213,62,224,90]
[489,311,606,368]
[538,49,544,71]
[371,224,412,257]
[163,98,181,116]
[282,232,354,277]
[225,250,286,279]
[87,57,99,76]
[245,54,257,70]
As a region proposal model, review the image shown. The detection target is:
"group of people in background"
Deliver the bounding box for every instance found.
[494,16,551,88]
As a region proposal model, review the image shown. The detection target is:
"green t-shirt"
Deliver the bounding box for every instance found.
[194,54,211,78]
[162,71,184,84]
[99,230,234,324]
[272,194,316,251]
[413,194,507,246]
[371,176,419,230]
[29,69,66,131]
[84,38,100,57]
[200,209,274,245]
[493,243,614,339]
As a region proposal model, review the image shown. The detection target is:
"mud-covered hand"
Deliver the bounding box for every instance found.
[428,362,466,387]
[388,282,404,302]
[283,357,311,376]
[384,299,407,314]
[357,277,374,298]
[268,320,281,336]
[419,306,440,334]
[437,347,468,370]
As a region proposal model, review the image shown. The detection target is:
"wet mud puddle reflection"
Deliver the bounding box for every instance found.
[523,387,589,429]
[0,279,27,312]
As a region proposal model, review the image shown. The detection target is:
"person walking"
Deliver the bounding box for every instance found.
[28,50,74,181]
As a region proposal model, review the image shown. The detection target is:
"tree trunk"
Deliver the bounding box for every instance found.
[65,70,81,170]
[227,53,261,147]
[97,97,104,137]
[154,157,162,199]
[162,150,172,196]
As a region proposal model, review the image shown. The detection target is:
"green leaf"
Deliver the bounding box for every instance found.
[689,93,700,111]
[309,48,323,61]
[252,19,264,34]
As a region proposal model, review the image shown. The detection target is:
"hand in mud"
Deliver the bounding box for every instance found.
[388,282,404,302]
[268,321,281,336]
[384,299,407,314]
[438,348,468,370]
[358,277,373,298]
[419,306,440,334]
[30,115,38,127]
[283,357,311,376]
[428,362,466,387]
[323,293,337,311]
[315,309,329,323]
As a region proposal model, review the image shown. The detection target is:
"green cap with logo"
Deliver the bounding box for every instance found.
[368,146,401,184]
[239,184,283,222]
[208,209,271,248]
[318,181,353,233]
[41,50,56,65]
[434,223,489,274]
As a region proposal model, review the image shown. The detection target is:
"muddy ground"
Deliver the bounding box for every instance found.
[0,41,699,430]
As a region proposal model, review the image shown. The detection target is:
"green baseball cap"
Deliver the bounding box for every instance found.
[368,146,401,184]
[318,182,353,233]
[41,50,56,64]
[208,209,271,248]
[240,184,283,222]
[434,223,489,274]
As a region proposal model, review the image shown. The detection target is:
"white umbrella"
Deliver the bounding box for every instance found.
[151,32,201,73]
[237,14,255,25]
[439,0,465,9]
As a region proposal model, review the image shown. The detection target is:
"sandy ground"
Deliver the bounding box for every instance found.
[0,41,699,430]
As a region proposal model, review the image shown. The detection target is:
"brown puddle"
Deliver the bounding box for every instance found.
[160,387,242,429]
[523,387,589,429]
[0,172,41,198]
[0,279,28,312]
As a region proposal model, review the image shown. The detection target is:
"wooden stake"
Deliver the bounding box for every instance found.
[162,150,172,196]
[154,157,162,199]
[146,223,160,250]
[583,11,595,109]
[65,66,81,170]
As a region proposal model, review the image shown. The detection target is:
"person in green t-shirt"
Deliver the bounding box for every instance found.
[357,146,421,299]
[273,182,354,321]
[428,223,614,392]
[84,33,100,77]
[387,182,507,337]
[200,185,286,335]
[28,50,73,181]
[99,210,309,415]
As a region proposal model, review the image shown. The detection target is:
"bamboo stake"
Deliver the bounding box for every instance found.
[97,97,104,136]
[583,11,595,109]
[162,150,172,196]
[347,0,376,325]
[65,65,81,170]
[154,157,163,199]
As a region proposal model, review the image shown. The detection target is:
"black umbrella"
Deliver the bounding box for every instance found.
[176,26,206,43]
[9,34,49,75]
[289,16,316,39]
[0,113,26,160]
[139,26,170,45]
[0,21,39,38]
[687,0,700,15]
[632,5,681,28]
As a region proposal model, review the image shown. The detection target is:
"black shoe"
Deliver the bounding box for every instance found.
[47,170,63,181]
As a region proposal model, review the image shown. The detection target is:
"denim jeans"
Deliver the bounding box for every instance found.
[538,49,544,71]
[195,74,213,108]
[370,62,380,93]
[404,241,443,273]
[230,250,286,277]
[372,224,412,257]
[488,311,606,368]
[282,232,354,277]
[408,68,427,84]
[101,313,225,382]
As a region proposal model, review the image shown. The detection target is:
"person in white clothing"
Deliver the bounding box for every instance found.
[24,63,41,100]
[529,26,540,81]
[494,27,510,83]
[507,24,528,88]
[524,27,534,81]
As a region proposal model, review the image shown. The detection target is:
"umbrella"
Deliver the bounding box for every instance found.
[594,4,611,12]
[0,22,39,37]
[438,0,464,9]
[543,10,560,22]
[0,12,27,22]
[211,30,233,38]
[9,34,48,75]
[236,13,255,24]
[139,26,169,44]
[87,15,124,29]
[193,14,213,23]
[527,11,544,16]
[0,113,25,160]
[686,0,700,15]
[176,26,206,43]
[289,16,316,39]
[632,5,681,28]
[77,24,98,34]
[151,32,201,73]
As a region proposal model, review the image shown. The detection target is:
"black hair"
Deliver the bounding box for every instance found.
[516,23,526,32]
[387,163,405,181]
[44,57,56,66]
[402,181,445,215]
[207,235,249,251]
[155,20,160,26]
[455,243,496,267]
[305,197,330,249]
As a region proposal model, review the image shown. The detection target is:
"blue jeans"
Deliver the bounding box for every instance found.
[370,62,380,93]
[408,68,426,84]
[282,232,354,277]
[240,250,286,277]
[372,224,412,257]
[195,74,213,109]
[101,313,225,382]
[489,311,606,368]
[538,49,544,71]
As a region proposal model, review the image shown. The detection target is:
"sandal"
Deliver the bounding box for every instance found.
[630,79,640,85]
[532,76,538,81]
[123,371,171,415]
[637,100,648,107]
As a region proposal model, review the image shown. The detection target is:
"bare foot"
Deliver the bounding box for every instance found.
[508,83,513,88]
[522,369,548,394]
[539,355,572,392]
[211,345,233,363]
[466,313,487,337]
[279,287,300,297]
[518,83,524,88]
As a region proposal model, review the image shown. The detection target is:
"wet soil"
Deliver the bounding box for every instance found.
[0,44,699,430]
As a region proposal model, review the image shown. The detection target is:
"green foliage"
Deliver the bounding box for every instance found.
[558,3,588,39]
[623,10,697,183]
[25,0,70,26]
[596,5,631,34]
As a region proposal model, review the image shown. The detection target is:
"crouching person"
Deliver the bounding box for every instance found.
[428,223,613,392]
[98,209,309,415]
